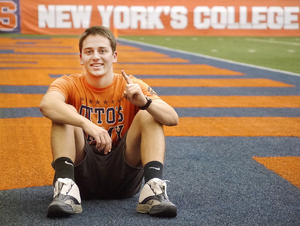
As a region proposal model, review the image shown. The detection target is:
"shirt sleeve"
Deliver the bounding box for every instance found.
[47,75,74,103]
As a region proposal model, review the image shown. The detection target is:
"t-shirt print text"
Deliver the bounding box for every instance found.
[79,103,125,141]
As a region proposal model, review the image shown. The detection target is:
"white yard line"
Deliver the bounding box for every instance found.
[245,38,300,46]
[118,37,300,77]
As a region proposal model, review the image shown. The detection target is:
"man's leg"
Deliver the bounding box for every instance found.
[125,110,177,217]
[51,122,86,166]
[47,106,85,218]
[51,104,86,179]
[125,110,165,167]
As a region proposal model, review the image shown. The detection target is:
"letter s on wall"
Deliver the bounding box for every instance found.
[0,1,17,31]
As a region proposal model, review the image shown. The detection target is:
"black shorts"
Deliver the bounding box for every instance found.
[74,134,144,199]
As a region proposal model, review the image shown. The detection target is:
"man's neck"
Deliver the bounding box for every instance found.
[86,72,114,88]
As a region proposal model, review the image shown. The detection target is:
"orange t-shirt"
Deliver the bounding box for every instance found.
[47,73,159,145]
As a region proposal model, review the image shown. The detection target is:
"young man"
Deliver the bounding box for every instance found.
[39,25,178,218]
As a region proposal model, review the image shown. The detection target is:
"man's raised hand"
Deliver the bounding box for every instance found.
[121,70,147,107]
[121,70,133,85]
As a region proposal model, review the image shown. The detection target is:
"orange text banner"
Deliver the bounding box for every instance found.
[18,0,300,36]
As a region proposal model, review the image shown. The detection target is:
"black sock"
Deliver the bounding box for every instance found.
[144,161,164,183]
[53,157,75,181]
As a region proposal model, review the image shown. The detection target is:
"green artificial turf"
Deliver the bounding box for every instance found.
[120,36,300,74]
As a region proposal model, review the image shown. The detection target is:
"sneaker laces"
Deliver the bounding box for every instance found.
[53,178,73,198]
[152,179,170,200]
[161,180,170,200]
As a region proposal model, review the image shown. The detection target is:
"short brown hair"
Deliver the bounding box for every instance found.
[79,26,117,54]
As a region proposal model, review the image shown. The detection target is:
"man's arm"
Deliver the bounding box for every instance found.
[39,91,85,126]
[144,98,179,126]
[39,91,112,153]
[122,70,179,126]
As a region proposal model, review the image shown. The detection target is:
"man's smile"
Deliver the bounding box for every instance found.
[91,63,103,69]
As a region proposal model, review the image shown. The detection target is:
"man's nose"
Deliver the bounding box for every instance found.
[93,52,100,60]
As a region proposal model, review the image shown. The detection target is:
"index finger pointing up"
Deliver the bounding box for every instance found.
[121,70,133,84]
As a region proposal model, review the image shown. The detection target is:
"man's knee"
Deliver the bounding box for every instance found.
[135,110,163,128]
[135,110,159,123]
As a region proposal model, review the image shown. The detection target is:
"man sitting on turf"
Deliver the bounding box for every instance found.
[39,25,178,218]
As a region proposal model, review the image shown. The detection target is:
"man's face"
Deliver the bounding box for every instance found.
[80,34,117,78]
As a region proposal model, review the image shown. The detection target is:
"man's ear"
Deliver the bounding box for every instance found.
[113,51,118,63]
[79,54,83,65]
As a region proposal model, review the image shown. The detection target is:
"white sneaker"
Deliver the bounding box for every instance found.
[137,178,177,217]
[47,178,82,217]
